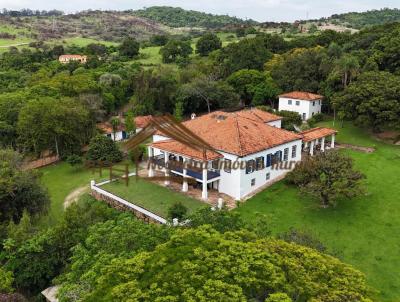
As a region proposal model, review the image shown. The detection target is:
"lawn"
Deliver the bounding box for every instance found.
[102,177,206,218]
[236,120,400,302]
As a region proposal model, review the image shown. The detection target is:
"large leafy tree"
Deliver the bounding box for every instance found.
[177,76,240,113]
[217,38,273,75]
[196,33,222,56]
[17,98,94,156]
[332,71,400,131]
[160,40,193,63]
[86,135,122,163]
[287,150,365,207]
[0,149,49,223]
[119,37,140,58]
[82,226,372,302]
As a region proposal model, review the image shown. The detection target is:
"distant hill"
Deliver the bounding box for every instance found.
[323,8,400,29]
[133,6,257,28]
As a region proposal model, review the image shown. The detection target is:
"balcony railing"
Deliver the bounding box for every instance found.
[151,156,220,181]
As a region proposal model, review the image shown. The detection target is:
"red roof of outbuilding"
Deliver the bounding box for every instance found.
[279,91,323,101]
[301,127,337,142]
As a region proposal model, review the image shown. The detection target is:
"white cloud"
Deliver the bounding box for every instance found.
[0,0,398,21]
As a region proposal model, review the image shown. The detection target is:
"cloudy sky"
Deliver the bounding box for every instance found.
[0,0,399,22]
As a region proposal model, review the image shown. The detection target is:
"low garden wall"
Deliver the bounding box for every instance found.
[90,179,167,225]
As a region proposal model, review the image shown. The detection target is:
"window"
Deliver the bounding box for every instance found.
[224,159,232,173]
[319,100,321,105]
[251,178,256,186]
[266,154,272,167]
[302,113,306,120]
[271,151,282,166]
[296,100,300,106]
[266,173,270,180]
[212,160,219,170]
[246,160,256,174]
[312,112,314,116]
[292,145,297,158]
[256,156,265,171]
[313,101,315,106]
[288,99,292,105]
[283,148,289,161]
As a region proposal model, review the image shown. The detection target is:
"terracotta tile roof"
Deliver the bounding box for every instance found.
[150,140,223,161]
[59,54,86,59]
[279,91,323,101]
[234,108,282,122]
[135,115,153,129]
[301,127,337,142]
[97,121,125,134]
[151,109,302,158]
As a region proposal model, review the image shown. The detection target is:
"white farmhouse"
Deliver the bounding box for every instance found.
[278,91,323,121]
[148,109,304,200]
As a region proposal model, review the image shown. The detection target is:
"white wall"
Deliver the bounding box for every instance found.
[278,97,322,120]
[237,139,303,199]
[217,152,242,200]
[267,119,282,128]
[105,131,125,142]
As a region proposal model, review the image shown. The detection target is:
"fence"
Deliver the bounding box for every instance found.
[23,155,60,170]
[90,179,167,224]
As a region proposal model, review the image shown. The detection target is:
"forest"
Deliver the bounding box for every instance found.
[0,6,400,301]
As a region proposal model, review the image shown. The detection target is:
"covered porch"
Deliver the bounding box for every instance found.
[148,140,223,201]
[301,127,338,156]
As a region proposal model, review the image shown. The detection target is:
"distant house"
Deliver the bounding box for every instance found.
[278,91,323,121]
[96,115,153,141]
[59,54,87,64]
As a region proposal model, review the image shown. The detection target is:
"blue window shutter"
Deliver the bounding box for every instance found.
[266,154,272,167]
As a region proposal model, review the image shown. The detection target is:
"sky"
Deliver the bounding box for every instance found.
[0,0,399,22]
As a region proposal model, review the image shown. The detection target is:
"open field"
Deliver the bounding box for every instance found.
[60,37,119,47]
[236,120,400,302]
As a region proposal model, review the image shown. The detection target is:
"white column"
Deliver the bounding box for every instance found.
[182,159,188,192]
[321,137,325,152]
[202,164,208,200]
[164,152,170,186]
[148,147,154,177]
[310,140,315,156]
[331,134,336,148]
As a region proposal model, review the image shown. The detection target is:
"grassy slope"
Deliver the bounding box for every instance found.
[236,120,400,302]
[102,177,206,218]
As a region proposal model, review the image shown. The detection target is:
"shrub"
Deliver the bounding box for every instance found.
[167,202,188,220]
[66,155,83,168]
[86,135,123,164]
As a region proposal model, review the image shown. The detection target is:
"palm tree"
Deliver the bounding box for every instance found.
[110,117,121,142]
[336,55,360,88]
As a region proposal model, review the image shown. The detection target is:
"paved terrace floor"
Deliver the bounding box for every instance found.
[137,167,237,209]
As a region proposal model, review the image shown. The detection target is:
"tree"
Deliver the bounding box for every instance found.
[160,40,193,63]
[125,111,136,136]
[178,76,239,113]
[217,38,273,75]
[277,110,302,130]
[334,54,360,88]
[0,267,14,293]
[0,149,49,223]
[66,155,83,169]
[286,150,365,207]
[150,34,169,46]
[119,37,140,58]
[82,226,372,302]
[86,135,122,164]
[167,202,188,220]
[173,101,184,121]
[110,117,121,142]
[332,71,400,131]
[17,97,94,156]
[196,33,222,56]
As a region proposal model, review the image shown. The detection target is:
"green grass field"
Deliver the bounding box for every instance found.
[236,120,400,302]
[102,177,206,218]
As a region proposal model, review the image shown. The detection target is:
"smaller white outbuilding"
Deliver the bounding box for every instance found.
[278,91,323,121]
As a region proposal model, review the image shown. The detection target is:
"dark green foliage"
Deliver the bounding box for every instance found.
[1,196,120,294]
[160,40,193,63]
[86,135,122,163]
[332,71,400,131]
[133,6,256,28]
[150,34,169,46]
[65,155,83,167]
[217,38,273,75]
[286,150,365,207]
[0,149,49,224]
[167,202,188,220]
[277,110,302,130]
[119,37,140,58]
[196,33,222,56]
